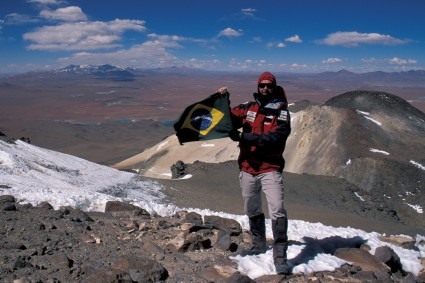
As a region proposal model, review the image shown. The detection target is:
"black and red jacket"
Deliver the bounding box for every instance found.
[231,86,291,174]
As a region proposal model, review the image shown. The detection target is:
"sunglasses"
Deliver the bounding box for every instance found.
[259,83,274,89]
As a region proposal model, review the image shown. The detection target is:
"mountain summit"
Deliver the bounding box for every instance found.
[114,91,425,230]
[285,90,425,228]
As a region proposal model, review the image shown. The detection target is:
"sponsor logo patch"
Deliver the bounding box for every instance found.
[246,110,257,122]
[277,110,288,122]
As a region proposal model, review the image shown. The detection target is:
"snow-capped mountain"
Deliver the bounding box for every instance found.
[0,133,166,213]
[52,64,136,80]
[55,64,130,74]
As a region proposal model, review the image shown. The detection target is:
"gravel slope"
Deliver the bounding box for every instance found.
[153,161,424,237]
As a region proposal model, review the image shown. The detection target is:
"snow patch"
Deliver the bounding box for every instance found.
[356,110,370,116]
[369,148,390,155]
[201,143,215,147]
[354,192,365,201]
[405,203,423,214]
[156,140,169,151]
[410,160,425,171]
[356,110,382,126]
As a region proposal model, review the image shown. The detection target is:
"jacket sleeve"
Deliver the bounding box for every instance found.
[242,108,291,148]
[230,103,250,129]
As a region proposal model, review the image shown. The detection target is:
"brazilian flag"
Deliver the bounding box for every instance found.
[174,89,233,144]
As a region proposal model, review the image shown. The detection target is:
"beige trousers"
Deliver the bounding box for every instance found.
[239,171,287,220]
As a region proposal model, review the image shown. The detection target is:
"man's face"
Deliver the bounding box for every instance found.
[258,79,275,96]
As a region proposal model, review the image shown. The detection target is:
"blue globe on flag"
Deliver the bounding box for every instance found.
[190,108,213,130]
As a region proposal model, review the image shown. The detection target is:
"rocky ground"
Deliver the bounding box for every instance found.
[1,195,424,283]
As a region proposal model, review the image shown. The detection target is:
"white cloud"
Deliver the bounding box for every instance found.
[147,33,206,45]
[226,58,273,71]
[285,34,302,43]
[218,27,242,37]
[4,13,39,25]
[388,57,417,65]
[23,19,146,51]
[320,31,406,47]
[291,63,308,69]
[322,58,343,63]
[40,6,88,22]
[241,8,256,17]
[27,0,61,4]
[148,33,185,41]
[277,42,286,48]
[58,40,182,68]
[361,57,378,63]
[186,58,221,70]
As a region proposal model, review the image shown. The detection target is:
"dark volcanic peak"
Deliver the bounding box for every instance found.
[285,91,425,229]
[312,69,357,80]
[335,69,356,75]
[324,90,425,118]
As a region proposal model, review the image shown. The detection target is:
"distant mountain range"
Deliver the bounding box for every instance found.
[55,64,134,74]
[53,64,136,81]
[5,64,425,85]
[300,69,425,86]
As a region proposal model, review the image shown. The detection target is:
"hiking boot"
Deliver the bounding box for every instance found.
[237,213,267,256]
[272,217,290,274]
[275,260,292,275]
[238,245,267,256]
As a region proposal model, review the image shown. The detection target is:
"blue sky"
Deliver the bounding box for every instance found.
[1,0,424,74]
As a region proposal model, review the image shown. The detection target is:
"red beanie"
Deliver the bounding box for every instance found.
[257,72,276,85]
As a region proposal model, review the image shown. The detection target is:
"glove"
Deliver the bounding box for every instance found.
[217,86,228,95]
[229,129,243,142]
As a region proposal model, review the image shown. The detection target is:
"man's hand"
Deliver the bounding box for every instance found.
[229,129,243,141]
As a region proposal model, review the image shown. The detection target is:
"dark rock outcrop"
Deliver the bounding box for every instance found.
[171,160,188,179]
[0,131,15,144]
[0,195,423,282]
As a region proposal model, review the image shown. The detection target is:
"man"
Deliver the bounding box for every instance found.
[229,72,291,275]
